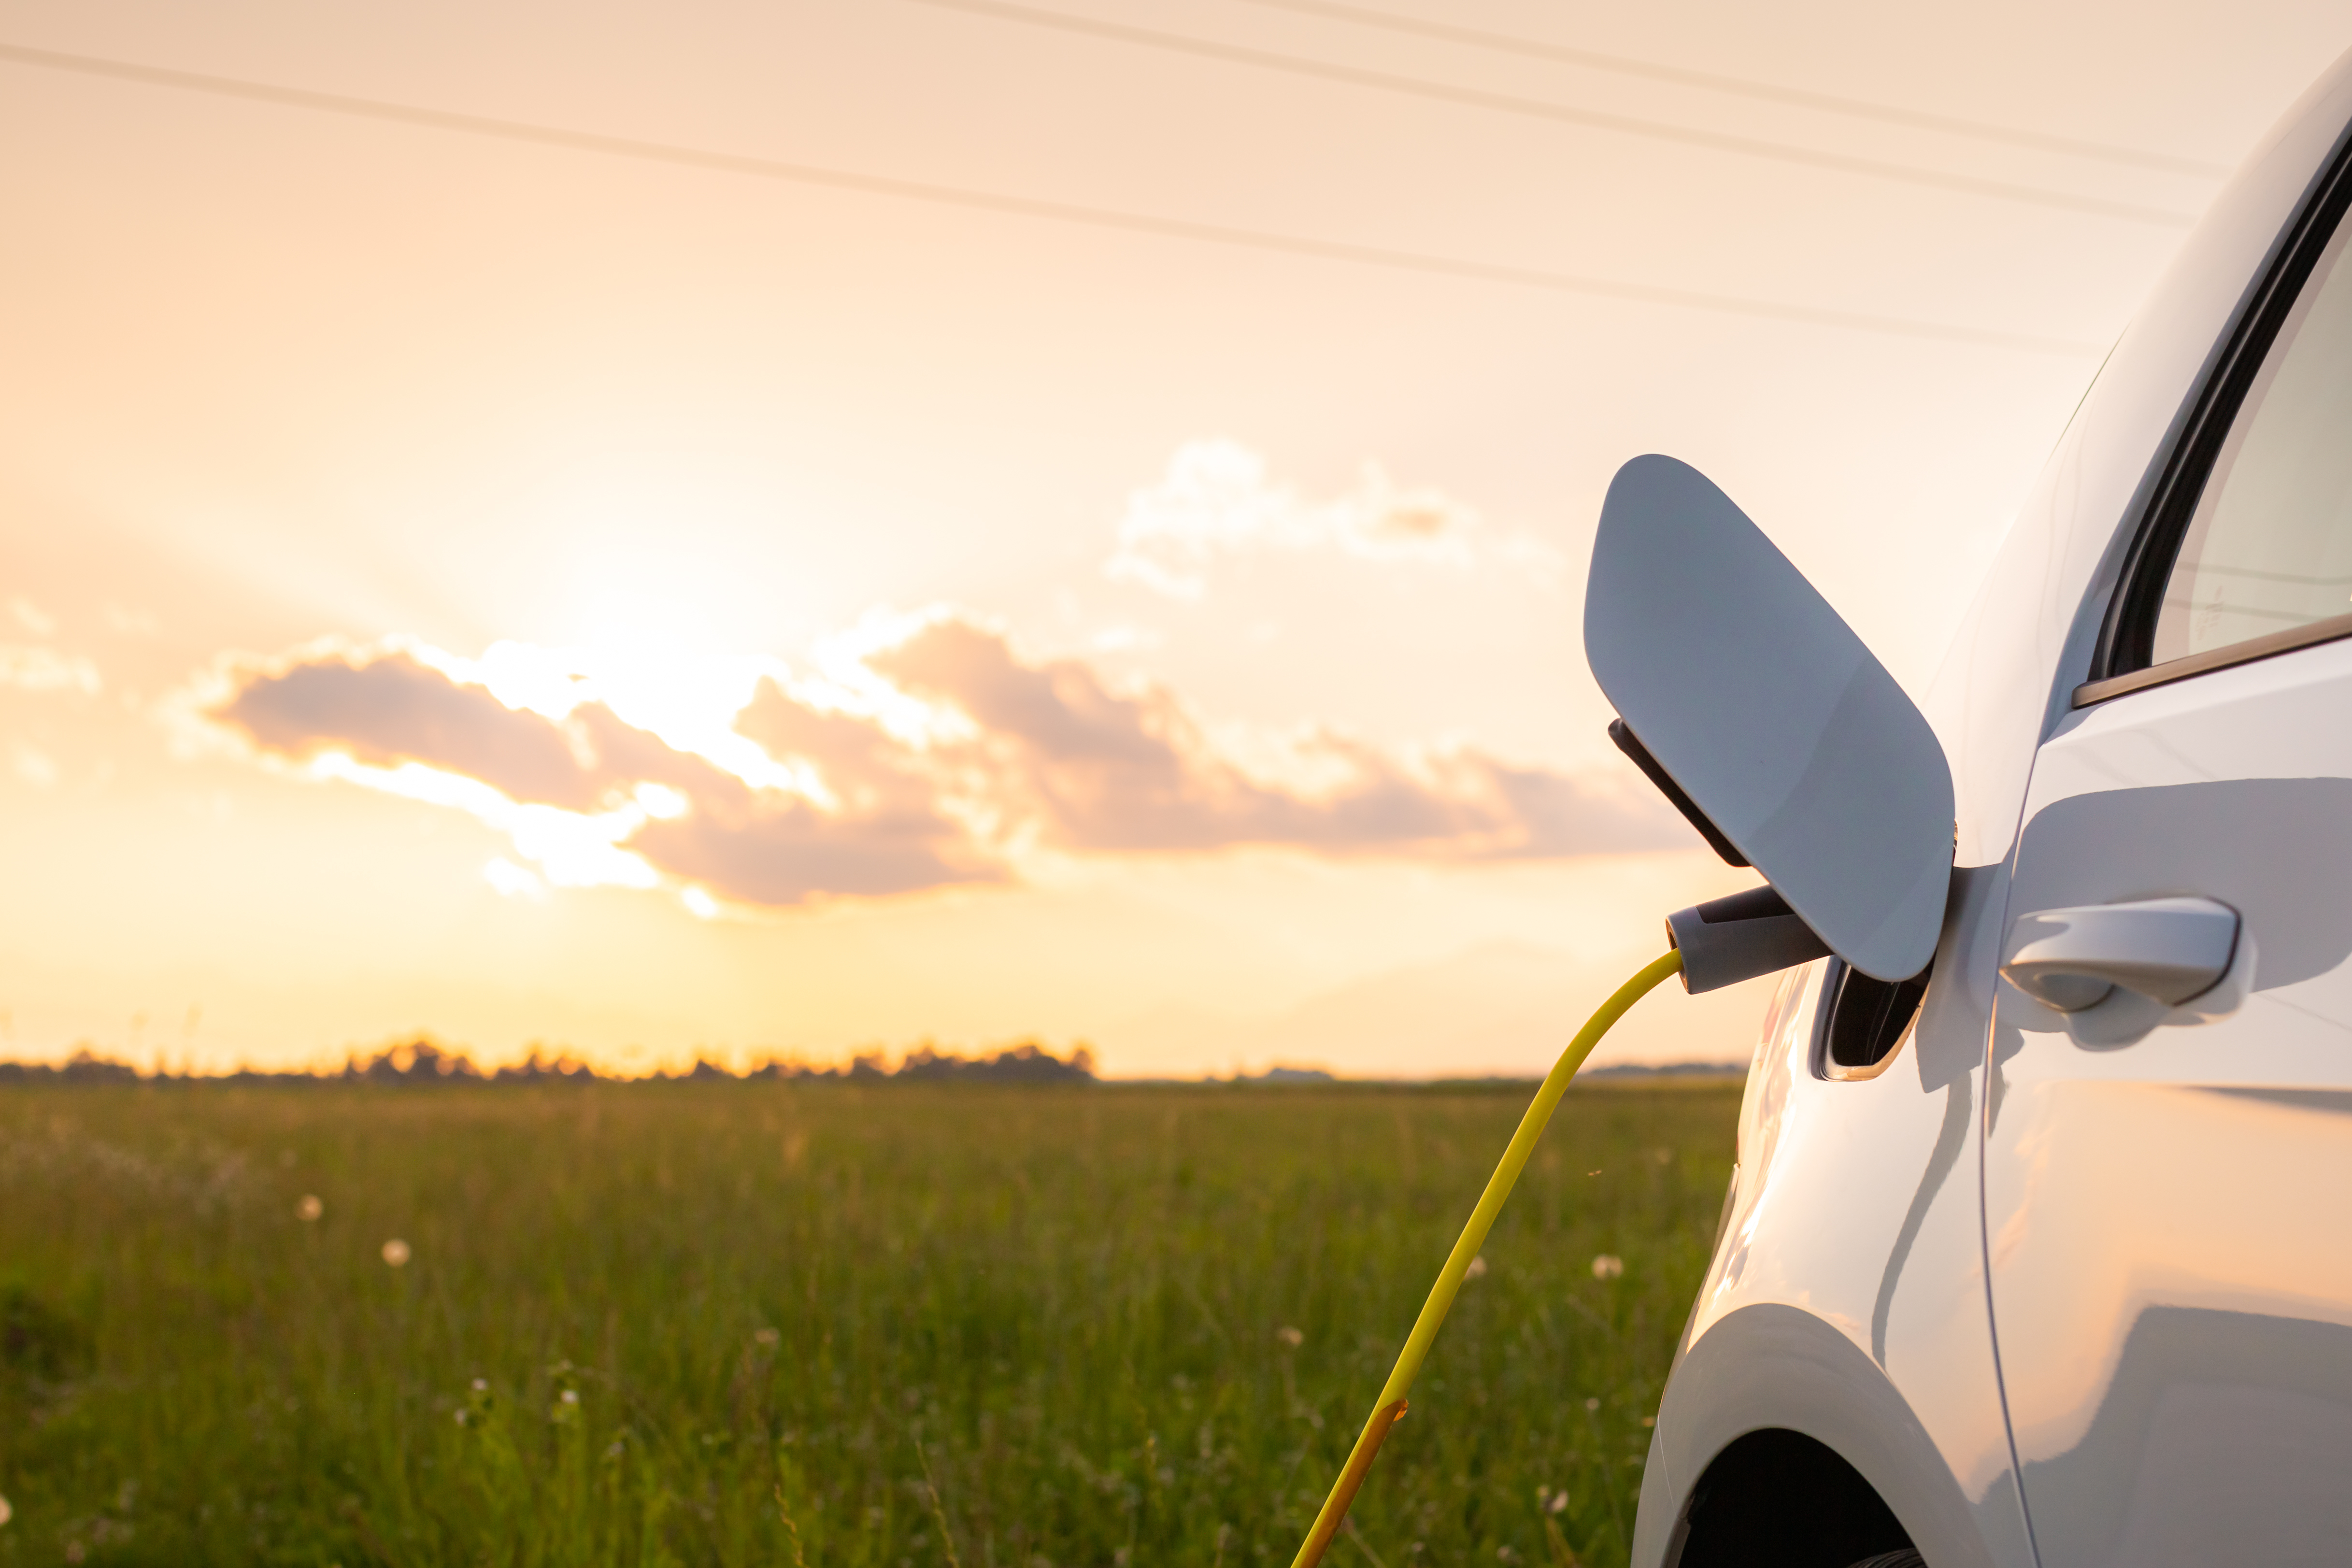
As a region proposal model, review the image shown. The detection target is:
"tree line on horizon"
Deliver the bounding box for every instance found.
[0,1036,1101,1087]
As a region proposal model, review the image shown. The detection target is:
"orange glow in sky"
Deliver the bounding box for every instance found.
[2,0,2345,1075]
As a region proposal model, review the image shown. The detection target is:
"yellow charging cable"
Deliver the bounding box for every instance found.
[1288,948,1685,1568]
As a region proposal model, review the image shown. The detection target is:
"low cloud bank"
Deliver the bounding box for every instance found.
[206,615,1681,909]
[214,646,992,903]
[870,617,1667,857]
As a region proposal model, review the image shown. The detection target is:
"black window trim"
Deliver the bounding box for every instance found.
[2076,120,2352,709]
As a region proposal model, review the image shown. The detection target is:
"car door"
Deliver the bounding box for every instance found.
[1982,142,2352,1568]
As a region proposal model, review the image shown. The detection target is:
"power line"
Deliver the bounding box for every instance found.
[1222,0,2230,178]
[906,0,2201,228]
[0,40,2104,356]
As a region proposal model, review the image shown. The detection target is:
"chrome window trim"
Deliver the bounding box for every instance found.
[2073,608,2352,705]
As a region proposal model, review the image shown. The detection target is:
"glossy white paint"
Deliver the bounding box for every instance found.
[1998,896,2240,1012]
[1925,50,2352,868]
[1634,42,2352,1568]
[1985,638,2352,1568]
[1637,858,2030,1568]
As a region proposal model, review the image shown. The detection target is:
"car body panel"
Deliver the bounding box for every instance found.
[1637,43,2352,1568]
[1587,454,1956,982]
[1638,854,2029,1568]
[1986,639,2352,1568]
[1924,50,2352,868]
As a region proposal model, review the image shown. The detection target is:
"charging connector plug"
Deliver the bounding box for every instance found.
[1667,886,1831,994]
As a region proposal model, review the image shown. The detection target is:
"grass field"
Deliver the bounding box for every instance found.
[0,1079,1740,1566]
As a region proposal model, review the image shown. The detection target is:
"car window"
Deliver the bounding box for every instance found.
[2152,210,2352,664]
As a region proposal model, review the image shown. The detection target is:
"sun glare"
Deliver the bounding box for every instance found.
[482,857,548,900]
[309,751,662,893]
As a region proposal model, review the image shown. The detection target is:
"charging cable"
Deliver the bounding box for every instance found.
[1289,948,1686,1568]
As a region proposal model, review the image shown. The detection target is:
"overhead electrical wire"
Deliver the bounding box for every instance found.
[1222,0,2230,179]
[904,0,2203,228]
[0,40,2104,356]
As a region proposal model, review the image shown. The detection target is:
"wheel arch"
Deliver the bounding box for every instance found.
[1634,1303,2012,1568]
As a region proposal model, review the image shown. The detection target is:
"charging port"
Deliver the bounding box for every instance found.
[1819,958,1930,1079]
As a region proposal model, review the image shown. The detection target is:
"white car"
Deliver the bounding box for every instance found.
[1586,43,2352,1568]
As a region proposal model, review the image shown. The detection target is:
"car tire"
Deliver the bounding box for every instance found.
[1840,1554,1924,1568]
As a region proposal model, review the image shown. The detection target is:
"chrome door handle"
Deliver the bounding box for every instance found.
[2000,897,2240,1012]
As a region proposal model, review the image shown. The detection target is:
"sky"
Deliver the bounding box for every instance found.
[2,0,2347,1077]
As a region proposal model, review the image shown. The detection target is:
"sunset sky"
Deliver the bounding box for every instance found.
[4,0,2347,1076]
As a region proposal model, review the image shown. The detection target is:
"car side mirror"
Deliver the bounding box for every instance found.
[1584,455,1954,986]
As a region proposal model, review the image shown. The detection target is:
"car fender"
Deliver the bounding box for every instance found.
[1633,864,2029,1568]
[1640,1302,2008,1568]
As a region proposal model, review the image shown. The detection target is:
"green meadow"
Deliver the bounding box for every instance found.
[0,1079,1739,1566]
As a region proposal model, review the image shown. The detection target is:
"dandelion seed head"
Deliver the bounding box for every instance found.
[1275,1325,1304,1347]
[471,1378,487,1392]
[561,1389,579,1404]
[381,1238,411,1267]
[1465,1254,1489,1279]
[1591,1253,1625,1280]
[296,1194,323,1222]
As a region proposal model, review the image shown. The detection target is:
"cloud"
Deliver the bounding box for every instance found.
[209,644,991,908]
[0,645,101,695]
[482,857,546,900]
[221,652,600,809]
[868,616,1676,858]
[12,744,60,788]
[202,618,1680,911]
[1104,440,1555,599]
[102,603,163,638]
